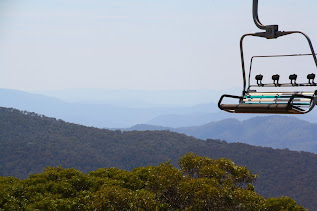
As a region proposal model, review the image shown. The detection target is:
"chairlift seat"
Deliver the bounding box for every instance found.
[219,91,317,114]
[220,103,303,114]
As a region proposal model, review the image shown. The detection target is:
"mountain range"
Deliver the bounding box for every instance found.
[3,88,317,129]
[125,116,317,153]
[0,88,221,128]
[0,107,317,209]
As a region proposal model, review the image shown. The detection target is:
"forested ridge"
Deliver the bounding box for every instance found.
[125,116,317,153]
[0,107,317,209]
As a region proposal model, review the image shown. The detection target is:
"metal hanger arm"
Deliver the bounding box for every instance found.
[252,0,278,39]
[253,0,266,30]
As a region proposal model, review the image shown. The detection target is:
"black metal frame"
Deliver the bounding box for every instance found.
[288,94,315,113]
[248,54,317,89]
[218,0,317,114]
[240,31,317,95]
[241,0,317,94]
[218,95,243,109]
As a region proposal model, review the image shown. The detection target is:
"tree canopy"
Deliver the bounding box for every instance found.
[0,153,306,210]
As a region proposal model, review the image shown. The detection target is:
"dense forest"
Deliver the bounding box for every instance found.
[0,153,306,210]
[0,107,317,209]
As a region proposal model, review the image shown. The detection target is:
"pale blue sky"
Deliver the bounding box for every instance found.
[0,0,316,91]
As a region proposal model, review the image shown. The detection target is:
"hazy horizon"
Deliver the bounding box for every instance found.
[32,87,241,106]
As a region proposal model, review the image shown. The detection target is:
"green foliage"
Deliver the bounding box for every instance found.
[265,196,306,211]
[92,186,157,210]
[0,153,307,210]
[179,153,256,186]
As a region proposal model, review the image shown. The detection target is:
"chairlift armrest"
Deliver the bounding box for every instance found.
[287,94,314,110]
[218,94,244,110]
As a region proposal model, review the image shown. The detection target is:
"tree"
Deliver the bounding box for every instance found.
[0,153,307,210]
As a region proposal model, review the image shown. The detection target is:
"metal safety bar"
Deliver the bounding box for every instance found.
[240,31,317,95]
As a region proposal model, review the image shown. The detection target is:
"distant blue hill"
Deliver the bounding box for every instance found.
[146,112,254,127]
[145,107,317,127]
[35,88,241,106]
[0,88,221,128]
[125,116,317,153]
[3,88,317,129]
[0,88,262,128]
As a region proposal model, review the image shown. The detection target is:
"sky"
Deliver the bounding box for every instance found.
[0,0,316,92]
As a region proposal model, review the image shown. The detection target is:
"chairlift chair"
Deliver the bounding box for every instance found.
[218,0,317,114]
